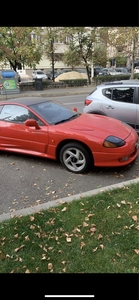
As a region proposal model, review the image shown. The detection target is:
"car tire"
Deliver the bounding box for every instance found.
[60,142,93,173]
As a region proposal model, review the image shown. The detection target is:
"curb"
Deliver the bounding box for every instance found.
[0,177,139,223]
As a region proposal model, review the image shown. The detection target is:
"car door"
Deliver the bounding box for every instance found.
[101,87,137,129]
[0,104,49,154]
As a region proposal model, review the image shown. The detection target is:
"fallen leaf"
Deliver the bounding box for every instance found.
[132,215,138,222]
[90,227,97,233]
[134,249,139,254]
[83,222,88,227]
[48,263,53,269]
[14,245,25,252]
[116,253,121,257]
[30,216,35,221]
[93,247,98,252]
[97,234,103,240]
[61,207,67,212]
[25,269,30,273]
[135,225,139,230]
[66,237,71,242]
[121,200,126,204]
[80,242,86,249]
[100,244,104,249]
[25,235,30,241]
[116,203,121,207]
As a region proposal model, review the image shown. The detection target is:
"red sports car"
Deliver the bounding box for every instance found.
[0,97,138,173]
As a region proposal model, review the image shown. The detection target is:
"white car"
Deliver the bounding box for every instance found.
[32,70,48,80]
[134,66,139,74]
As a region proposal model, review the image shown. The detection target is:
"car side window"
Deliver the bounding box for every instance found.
[0,104,44,125]
[102,88,113,99]
[112,87,134,103]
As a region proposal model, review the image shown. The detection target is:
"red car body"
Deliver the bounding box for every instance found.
[0,97,138,173]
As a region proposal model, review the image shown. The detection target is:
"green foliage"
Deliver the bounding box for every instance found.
[59,79,88,86]
[0,27,42,70]
[93,74,130,84]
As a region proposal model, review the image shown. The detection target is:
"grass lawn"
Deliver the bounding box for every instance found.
[0,182,139,273]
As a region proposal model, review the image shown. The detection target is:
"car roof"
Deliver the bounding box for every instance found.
[98,80,139,87]
[0,97,51,106]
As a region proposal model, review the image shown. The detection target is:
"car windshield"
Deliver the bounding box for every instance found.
[29,101,78,125]
[37,71,45,75]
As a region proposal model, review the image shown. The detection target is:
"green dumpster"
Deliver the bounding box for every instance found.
[0,69,20,94]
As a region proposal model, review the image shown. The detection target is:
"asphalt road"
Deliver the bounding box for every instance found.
[0,90,139,216]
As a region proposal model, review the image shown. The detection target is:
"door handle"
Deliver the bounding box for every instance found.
[106,105,114,109]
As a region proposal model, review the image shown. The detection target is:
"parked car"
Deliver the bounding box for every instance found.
[94,67,108,76]
[0,97,138,174]
[103,68,119,75]
[83,80,139,133]
[134,66,139,74]
[46,70,61,80]
[32,70,48,80]
[115,67,130,75]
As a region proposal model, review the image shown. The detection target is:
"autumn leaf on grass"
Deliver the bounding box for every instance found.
[66,237,71,243]
[97,234,103,240]
[93,247,98,252]
[61,207,67,212]
[25,269,30,273]
[80,242,86,249]
[132,215,138,222]
[134,249,139,254]
[83,222,88,227]
[30,216,35,221]
[100,244,104,249]
[48,263,53,270]
[14,245,25,252]
[135,225,139,230]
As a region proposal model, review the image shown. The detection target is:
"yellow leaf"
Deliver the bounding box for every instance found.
[90,227,97,233]
[6,254,11,258]
[83,222,88,227]
[97,234,103,240]
[14,234,18,238]
[116,203,121,207]
[25,269,30,273]
[100,244,104,249]
[61,261,66,265]
[25,235,30,241]
[48,263,53,270]
[121,200,126,204]
[61,207,67,212]
[30,216,35,221]
[30,225,35,230]
[132,215,138,222]
[134,249,139,254]
[62,268,66,272]
[66,237,71,242]
[80,242,86,249]
[135,225,139,230]
[93,247,98,252]
[116,253,121,257]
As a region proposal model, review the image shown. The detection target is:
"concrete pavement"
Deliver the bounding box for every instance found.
[0,84,95,100]
[0,177,139,222]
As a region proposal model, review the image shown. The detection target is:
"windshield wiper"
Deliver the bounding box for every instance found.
[54,114,79,125]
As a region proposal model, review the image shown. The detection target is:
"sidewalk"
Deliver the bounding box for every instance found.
[0,85,95,100]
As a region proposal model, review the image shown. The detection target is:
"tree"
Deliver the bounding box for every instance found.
[0,27,42,71]
[101,27,139,78]
[60,27,101,84]
[42,27,63,81]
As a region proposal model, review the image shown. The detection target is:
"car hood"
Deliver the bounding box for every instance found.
[65,114,132,139]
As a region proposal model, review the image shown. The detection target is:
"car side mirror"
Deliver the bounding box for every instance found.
[24,119,40,129]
